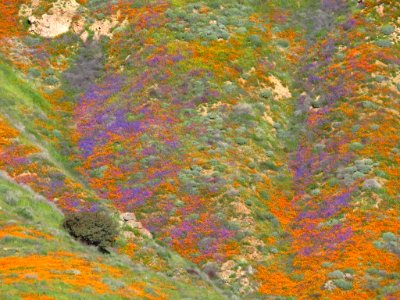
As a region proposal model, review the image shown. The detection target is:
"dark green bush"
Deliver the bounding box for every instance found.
[63,211,118,252]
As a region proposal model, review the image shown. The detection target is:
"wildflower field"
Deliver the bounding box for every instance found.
[0,0,399,299]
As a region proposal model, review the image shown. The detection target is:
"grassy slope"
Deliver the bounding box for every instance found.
[0,60,90,190]
[0,174,226,299]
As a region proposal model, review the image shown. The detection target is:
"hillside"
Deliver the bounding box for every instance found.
[0,0,399,299]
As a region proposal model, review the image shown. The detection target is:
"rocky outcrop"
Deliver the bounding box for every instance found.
[90,11,127,41]
[217,260,255,294]
[19,0,128,41]
[362,178,382,190]
[119,212,152,239]
[20,0,80,38]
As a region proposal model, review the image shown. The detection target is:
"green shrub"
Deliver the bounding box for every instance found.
[362,101,377,109]
[327,177,339,187]
[382,232,396,242]
[259,190,270,200]
[260,161,279,171]
[321,261,333,268]
[235,137,247,145]
[381,25,395,35]
[333,279,353,290]
[350,142,364,151]
[269,247,279,254]
[63,211,118,252]
[245,199,253,206]
[375,75,386,82]
[311,188,320,196]
[375,39,392,48]
[96,13,105,20]
[370,124,380,130]
[259,90,272,99]
[45,68,55,76]
[28,68,41,78]
[328,270,345,279]
[276,39,290,48]
[247,34,262,47]
[44,76,58,86]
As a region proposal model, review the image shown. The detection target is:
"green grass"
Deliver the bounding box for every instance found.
[0,60,49,112]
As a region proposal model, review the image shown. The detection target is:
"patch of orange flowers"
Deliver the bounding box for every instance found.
[0,0,26,40]
[0,118,18,146]
[0,224,53,240]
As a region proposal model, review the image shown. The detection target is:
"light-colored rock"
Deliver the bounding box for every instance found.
[90,11,127,41]
[376,5,384,17]
[19,4,33,18]
[372,193,383,209]
[268,75,292,100]
[120,212,152,238]
[80,31,89,42]
[389,25,400,44]
[23,0,81,38]
[239,277,250,293]
[218,260,238,282]
[120,212,136,221]
[138,228,152,239]
[243,236,265,248]
[126,220,142,229]
[31,0,40,7]
[243,245,263,261]
[247,265,254,275]
[344,273,353,280]
[122,231,135,240]
[323,280,336,291]
[71,16,85,34]
[362,178,382,189]
[19,0,127,41]
[217,259,252,293]
[262,110,274,125]
[197,101,227,117]
[231,201,251,215]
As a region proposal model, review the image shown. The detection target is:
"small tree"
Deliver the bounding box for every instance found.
[63,211,118,252]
